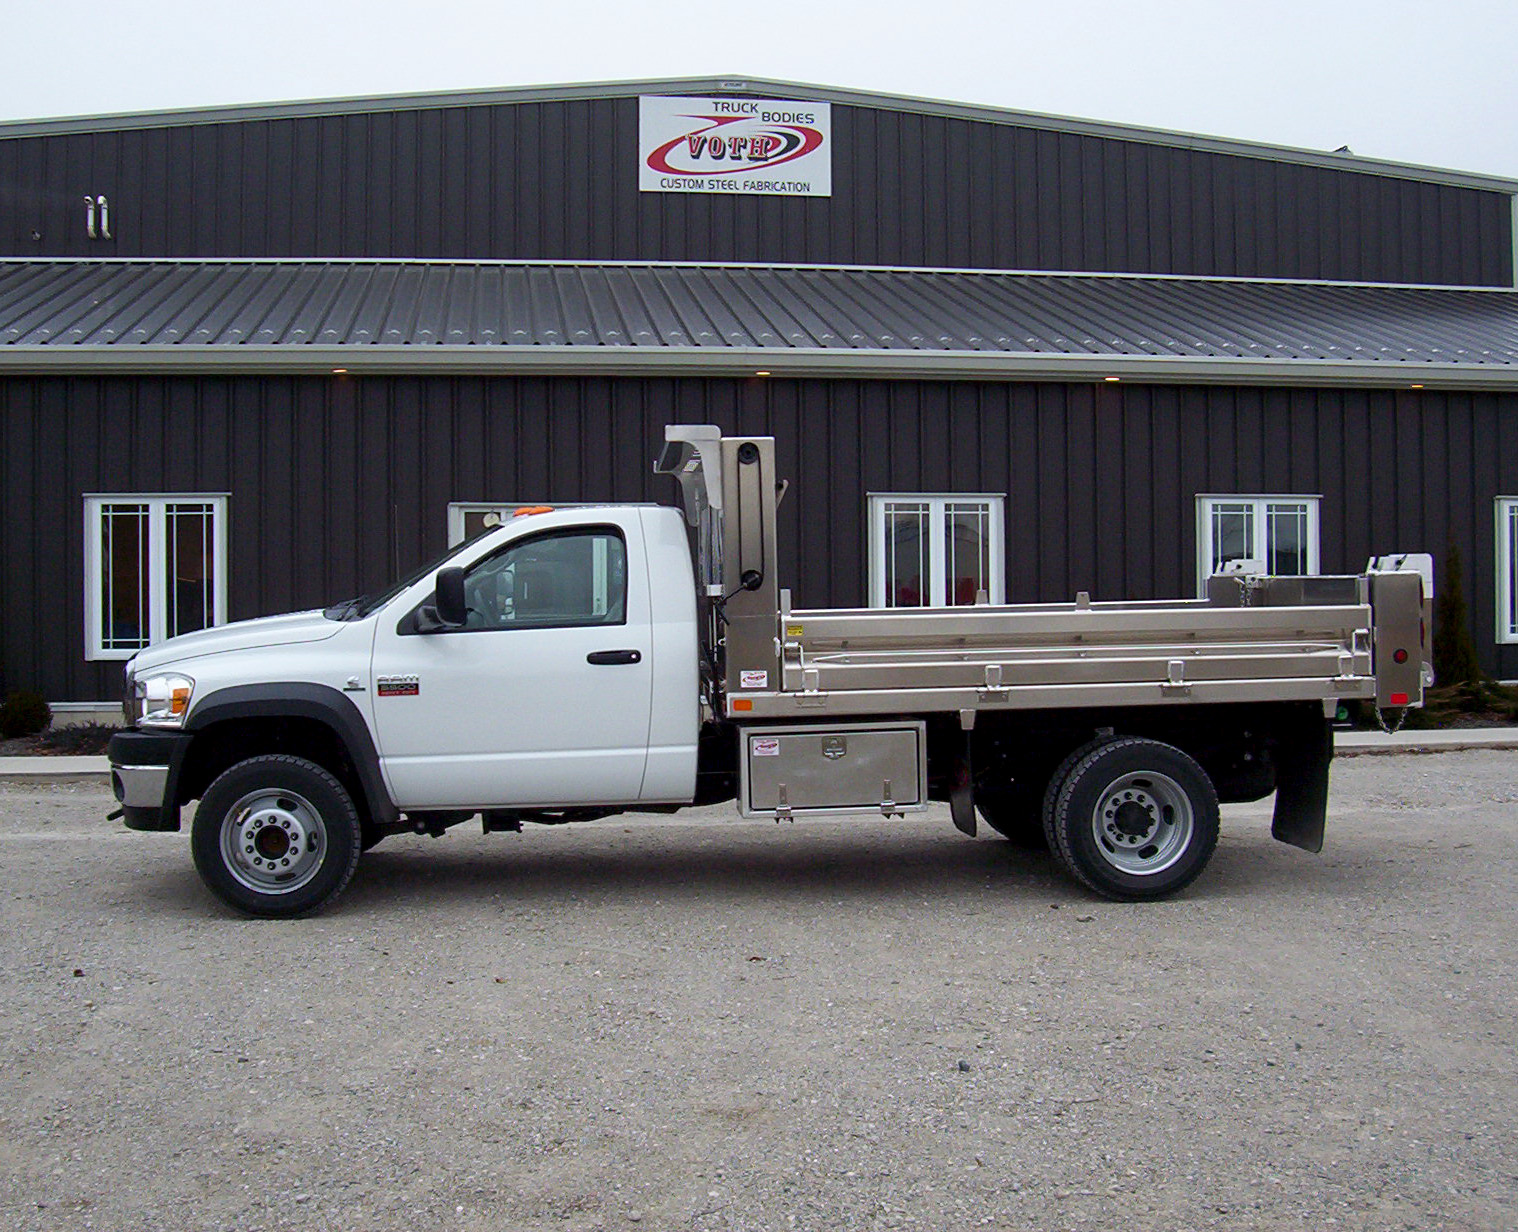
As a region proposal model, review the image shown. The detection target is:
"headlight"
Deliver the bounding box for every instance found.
[132,673,195,728]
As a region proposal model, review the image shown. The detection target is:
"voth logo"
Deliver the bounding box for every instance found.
[639,96,833,197]
[646,112,824,177]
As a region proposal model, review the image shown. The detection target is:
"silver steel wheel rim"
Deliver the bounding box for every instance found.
[1090,770,1194,876]
[219,788,327,895]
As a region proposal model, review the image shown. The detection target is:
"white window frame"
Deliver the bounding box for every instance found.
[1195,494,1321,596]
[867,493,1006,608]
[84,494,229,661]
[1498,497,1518,644]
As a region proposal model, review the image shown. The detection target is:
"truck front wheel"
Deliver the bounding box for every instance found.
[1044,738,1219,900]
[191,755,362,917]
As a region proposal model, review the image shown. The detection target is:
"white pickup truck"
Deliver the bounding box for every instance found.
[108,426,1432,916]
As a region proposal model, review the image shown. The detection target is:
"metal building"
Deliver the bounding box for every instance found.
[2,76,1517,711]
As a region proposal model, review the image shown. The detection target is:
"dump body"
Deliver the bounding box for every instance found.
[655,425,1430,728]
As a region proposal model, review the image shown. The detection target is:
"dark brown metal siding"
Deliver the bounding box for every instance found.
[5,372,1518,701]
[2,98,1511,285]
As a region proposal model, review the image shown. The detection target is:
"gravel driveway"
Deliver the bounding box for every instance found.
[1,751,1514,1231]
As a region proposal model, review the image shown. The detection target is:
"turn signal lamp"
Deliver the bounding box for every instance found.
[137,673,196,728]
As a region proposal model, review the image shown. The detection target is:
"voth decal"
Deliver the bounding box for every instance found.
[639,96,832,197]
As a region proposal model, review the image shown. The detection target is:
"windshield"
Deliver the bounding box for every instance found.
[323,536,483,621]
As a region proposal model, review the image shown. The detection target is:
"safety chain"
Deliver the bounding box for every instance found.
[1372,704,1410,736]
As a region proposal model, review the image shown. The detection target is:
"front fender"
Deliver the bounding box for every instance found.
[184,683,399,829]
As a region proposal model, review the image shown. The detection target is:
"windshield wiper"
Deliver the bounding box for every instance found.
[322,596,366,621]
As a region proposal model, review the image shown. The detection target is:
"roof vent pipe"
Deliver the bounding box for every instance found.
[84,195,112,241]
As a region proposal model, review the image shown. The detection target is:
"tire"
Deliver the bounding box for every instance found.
[1039,735,1123,850]
[191,755,363,917]
[1044,737,1219,901]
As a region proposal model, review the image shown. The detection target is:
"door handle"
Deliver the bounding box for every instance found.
[587,649,642,665]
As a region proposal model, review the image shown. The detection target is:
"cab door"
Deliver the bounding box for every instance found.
[369,514,653,810]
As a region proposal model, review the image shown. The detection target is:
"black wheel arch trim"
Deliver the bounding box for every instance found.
[183,683,399,828]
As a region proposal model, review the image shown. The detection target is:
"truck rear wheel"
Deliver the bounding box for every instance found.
[1044,737,1219,900]
[191,755,362,917]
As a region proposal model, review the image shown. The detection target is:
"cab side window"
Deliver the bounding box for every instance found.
[462,529,627,630]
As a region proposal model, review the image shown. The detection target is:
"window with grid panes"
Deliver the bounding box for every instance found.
[84,495,227,660]
[868,494,1005,608]
[1196,495,1319,595]
[1498,498,1518,643]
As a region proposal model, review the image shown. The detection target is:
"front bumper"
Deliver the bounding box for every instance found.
[108,730,193,832]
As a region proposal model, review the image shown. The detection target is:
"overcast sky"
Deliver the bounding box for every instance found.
[2,0,1514,181]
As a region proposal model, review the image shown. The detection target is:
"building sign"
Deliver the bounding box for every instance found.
[639,96,832,197]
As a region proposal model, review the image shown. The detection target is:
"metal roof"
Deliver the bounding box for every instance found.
[2,259,1516,390]
[2,75,1515,195]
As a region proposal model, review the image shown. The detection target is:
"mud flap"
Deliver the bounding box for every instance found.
[950,735,977,837]
[1271,711,1333,853]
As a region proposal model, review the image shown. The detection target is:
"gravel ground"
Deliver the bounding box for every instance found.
[1,751,1515,1232]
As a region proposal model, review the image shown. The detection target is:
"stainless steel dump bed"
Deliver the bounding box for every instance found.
[655,425,1430,726]
[749,591,1377,718]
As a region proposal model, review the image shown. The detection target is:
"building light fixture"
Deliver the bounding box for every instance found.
[1409,383,1424,389]
[755,370,771,377]
[1104,376,1121,382]
[332,367,348,375]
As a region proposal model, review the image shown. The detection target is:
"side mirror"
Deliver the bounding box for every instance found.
[433,566,468,628]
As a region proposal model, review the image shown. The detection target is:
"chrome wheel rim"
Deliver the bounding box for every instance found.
[219,789,327,894]
[1089,771,1194,876]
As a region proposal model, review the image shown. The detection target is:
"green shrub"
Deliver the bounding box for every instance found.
[0,691,52,739]
[37,722,120,756]
[1400,679,1518,730]
[1433,542,1483,687]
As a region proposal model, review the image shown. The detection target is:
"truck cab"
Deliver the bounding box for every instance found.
[110,501,703,915]
[366,504,699,810]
